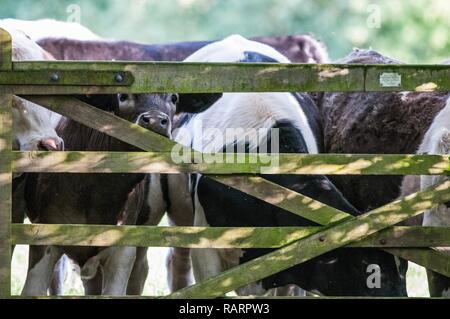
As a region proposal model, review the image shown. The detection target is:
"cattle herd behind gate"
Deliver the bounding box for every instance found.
[0,19,450,298]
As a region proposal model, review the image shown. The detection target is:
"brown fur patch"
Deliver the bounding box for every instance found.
[319,49,449,212]
[38,34,328,63]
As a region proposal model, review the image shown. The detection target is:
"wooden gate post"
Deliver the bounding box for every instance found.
[0,28,12,299]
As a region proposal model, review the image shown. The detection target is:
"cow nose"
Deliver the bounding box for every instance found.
[139,112,171,137]
[38,138,63,151]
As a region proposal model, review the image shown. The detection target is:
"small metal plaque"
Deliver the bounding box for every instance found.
[380,72,401,87]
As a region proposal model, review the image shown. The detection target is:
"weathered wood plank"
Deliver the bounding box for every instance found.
[351,226,450,248]
[0,70,133,86]
[0,62,445,94]
[383,248,450,277]
[22,96,177,152]
[11,224,321,248]
[166,180,450,298]
[366,65,450,92]
[11,224,450,249]
[11,151,450,175]
[10,62,366,93]
[0,94,12,299]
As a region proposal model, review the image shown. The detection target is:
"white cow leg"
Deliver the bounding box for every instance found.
[427,269,450,297]
[22,245,63,296]
[48,255,69,296]
[101,246,136,296]
[166,174,195,292]
[191,248,224,284]
[266,284,306,296]
[191,190,225,284]
[126,247,149,295]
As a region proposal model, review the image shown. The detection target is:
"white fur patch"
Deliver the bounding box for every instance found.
[176,93,318,154]
[184,34,291,64]
[419,97,450,228]
[0,18,100,41]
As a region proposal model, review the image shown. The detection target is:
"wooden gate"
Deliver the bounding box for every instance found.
[1,28,449,298]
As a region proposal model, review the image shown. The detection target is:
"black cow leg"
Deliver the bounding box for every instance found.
[12,175,27,257]
[82,268,103,295]
[126,247,149,295]
[427,269,450,297]
[166,247,192,292]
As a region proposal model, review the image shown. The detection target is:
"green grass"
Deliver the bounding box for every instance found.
[12,245,173,296]
[406,262,430,297]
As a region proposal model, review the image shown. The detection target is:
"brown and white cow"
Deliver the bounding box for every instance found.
[319,49,449,213]
[318,49,449,296]
[400,97,450,297]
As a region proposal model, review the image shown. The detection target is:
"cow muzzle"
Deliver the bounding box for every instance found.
[38,137,64,151]
[138,111,171,137]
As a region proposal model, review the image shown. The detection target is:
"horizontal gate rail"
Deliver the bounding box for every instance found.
[166,180,450,298]
[9,151,450,175]
[11,224,450,249]
[9,94,450,175]
[0,70,134,86]
[0,61,449,93]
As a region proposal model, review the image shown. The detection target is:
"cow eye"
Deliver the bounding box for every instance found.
[119,94,129,103]
[170,94,179,104]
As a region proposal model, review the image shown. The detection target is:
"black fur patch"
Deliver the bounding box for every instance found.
[240,51,279,63]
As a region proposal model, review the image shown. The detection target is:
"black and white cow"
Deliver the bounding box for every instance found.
[0,18,100,42]
[416,96,450,297]
[171,35,407,296]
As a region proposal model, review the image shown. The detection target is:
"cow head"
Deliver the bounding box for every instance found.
[12,96,63,151]
[78,93,221,138]
[6,29,64,152]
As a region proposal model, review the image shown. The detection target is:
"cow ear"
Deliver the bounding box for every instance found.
[176,93,222,114]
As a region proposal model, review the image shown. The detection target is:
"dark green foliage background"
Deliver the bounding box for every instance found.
[1,0,448,63]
